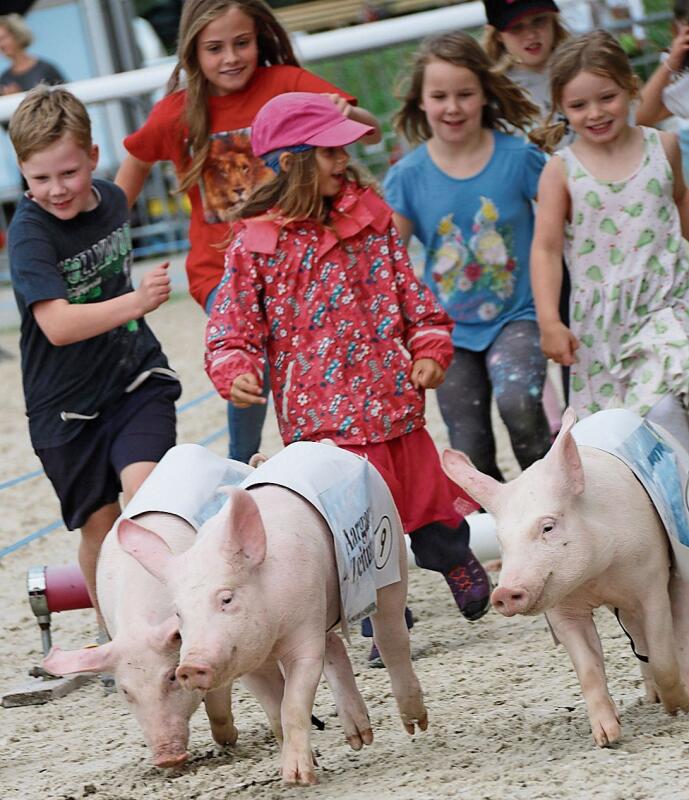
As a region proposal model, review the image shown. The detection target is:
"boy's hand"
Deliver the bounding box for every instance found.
[136,262,171,313]
[667,22,689,72]
[411,358,445,390]
[322,92,353,118]
[540,321,580,366]
[231,373,267,408]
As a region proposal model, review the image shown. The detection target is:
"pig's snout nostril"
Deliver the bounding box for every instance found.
[491,586,528,616]
[176,662,213,690]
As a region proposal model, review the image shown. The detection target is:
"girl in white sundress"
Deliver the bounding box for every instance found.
[530,30,689,449]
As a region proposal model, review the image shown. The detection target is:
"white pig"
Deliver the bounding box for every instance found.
[443,408,689,747]
[43,511,236,767]
[118,472,428,784]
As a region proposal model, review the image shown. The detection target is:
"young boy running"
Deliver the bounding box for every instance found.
[8,86,180,625]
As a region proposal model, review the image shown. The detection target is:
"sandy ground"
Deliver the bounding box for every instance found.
[1,279,688,800]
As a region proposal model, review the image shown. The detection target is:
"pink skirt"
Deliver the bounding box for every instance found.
[341,427,478,534]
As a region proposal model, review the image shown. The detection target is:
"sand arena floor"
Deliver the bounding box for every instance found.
[0,289,687,800]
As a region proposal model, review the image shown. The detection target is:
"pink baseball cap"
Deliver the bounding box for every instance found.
[251,92,374,157]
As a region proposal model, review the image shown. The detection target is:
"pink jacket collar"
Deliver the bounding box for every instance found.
[241,183,392,257]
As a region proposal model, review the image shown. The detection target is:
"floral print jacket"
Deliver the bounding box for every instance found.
[205,182,454,445]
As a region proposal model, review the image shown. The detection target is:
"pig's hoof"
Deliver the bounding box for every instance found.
[346,726,374,750]
[212,723,239,746]
[591,713,621,747]
[282,761,318,786]
[402,709,428,735]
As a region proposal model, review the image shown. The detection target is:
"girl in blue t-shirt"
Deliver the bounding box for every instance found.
[384,31,552,480]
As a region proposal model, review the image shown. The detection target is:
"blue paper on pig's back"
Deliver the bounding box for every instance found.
[572,408,689,580]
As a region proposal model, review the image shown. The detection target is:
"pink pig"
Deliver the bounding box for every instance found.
[118,482,428,785]
[43,511,236,767]
[443,408,689,747]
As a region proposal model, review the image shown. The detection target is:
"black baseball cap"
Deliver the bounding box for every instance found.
[483,0,560,31]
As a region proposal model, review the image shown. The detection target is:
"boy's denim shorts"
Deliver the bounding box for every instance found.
[37,377,181,530]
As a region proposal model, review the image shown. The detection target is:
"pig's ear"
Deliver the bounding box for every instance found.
[150,615,181,653]
[43,642,117,676]
[117,518,173,583]
[546,407,585,496]
[442,449,504,512]
[220,487,267,568]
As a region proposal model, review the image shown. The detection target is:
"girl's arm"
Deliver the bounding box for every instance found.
[530,158,579,366]
[637,26,689,126]
[391,211,414,248]
[323,93,382,144]
[661,130,689,239]
[205,245,267,403]
[32,263,170,346]
[115,154,154,208]
[385,225,454,370]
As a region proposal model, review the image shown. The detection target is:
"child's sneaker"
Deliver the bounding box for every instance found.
[444,550,492,621]
[367,641,384,668]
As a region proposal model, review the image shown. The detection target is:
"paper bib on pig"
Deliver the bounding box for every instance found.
[573,408,689,581]
[122,443,254,529]
[241,442,402,625]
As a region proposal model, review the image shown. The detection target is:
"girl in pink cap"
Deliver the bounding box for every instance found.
[116,0,380,465]
[205,91,492,660]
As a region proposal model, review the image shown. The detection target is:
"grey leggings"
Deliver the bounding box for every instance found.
[436,319,551,481]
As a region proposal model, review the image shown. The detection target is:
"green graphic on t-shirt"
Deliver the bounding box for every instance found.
[59,223,132,304]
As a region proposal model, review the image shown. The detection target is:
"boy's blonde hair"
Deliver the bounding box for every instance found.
[0,13,33,49]
[233,150,373,226]
[394,31,540,146]
[482,14,569,72]
[530,30,639,152]
[168,0,300,194]
[9,85,92,163]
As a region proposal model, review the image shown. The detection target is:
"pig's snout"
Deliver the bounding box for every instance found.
[176,661,215,691]
[491,585,531,616]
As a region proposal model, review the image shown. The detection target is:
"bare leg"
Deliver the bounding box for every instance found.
[79,501,121,627]
[369,529,427,734]
[614,608,658,704]
[120,460,157,506]
[323,631,373,750]
[240,660,286,744]
[204,684,238,745]
[547,609,620,746]
[279,648,325,785]
[639,589,689,714]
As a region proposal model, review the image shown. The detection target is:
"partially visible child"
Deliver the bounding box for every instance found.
[384,32,552,481]
[636,0,689,181]
[482,0,569,121]
[116,0,380,464]
[205,92,492,650]
[483,0,572,415]
[8,87,180,624]
[531,31,689,448]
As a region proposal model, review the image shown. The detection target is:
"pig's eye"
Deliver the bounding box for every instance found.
[168,671,177,684]
[219,591,233,609]
[539,518,557,537]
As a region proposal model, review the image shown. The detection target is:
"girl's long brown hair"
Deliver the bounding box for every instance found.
[482,14,569,73]
[394,31,540,145]
[168,0,300,193]
[529,30,639,153]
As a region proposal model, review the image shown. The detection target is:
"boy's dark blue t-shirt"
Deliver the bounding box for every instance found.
[9,178,177,449]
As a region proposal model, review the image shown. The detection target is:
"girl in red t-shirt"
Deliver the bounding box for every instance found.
[116,0,380,463]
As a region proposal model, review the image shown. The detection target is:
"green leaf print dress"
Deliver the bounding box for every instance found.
[561,127,689,417]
